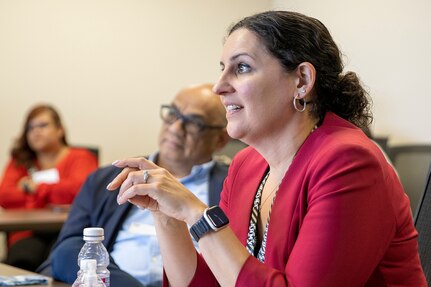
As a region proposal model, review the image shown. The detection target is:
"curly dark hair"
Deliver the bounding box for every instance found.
[11,104,68,169]
[228,11,373,130]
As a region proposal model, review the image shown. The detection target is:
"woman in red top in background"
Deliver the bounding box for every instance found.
[0,104,98,271]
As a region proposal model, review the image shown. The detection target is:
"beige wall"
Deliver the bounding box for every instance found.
[2,0,431,172]
[0,0,270,170]
[272,0,431,145]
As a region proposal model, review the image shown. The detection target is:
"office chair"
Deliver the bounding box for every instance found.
[214,138,248,161]
[414,163,431,285]
[372,136,389,154]
[72,145,99,164]
[388,145,431,216]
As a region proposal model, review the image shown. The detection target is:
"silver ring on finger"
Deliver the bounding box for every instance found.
[143,170,150,184]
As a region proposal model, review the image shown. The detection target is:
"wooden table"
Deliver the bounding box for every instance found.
[0,263,69,286]
[0,208,69,232]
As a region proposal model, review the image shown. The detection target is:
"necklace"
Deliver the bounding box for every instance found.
[258,177,280,211]
[258,123,318,212]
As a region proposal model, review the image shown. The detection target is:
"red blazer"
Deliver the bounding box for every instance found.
[0,148,98,209]
[187,113,426,286]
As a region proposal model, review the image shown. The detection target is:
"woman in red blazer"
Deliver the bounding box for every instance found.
[110,11,426,286]
[0,104,98,271]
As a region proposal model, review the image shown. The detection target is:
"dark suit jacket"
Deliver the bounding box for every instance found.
[37,161,228,287]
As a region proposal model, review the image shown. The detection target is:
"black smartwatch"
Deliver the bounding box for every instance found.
[189,206,229,242]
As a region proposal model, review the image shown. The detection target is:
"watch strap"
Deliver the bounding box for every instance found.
[190,214,211,242]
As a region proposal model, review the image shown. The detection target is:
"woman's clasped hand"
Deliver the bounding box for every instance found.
[109,157,207,225]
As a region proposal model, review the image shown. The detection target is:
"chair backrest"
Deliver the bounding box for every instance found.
[373,136,389,154]
[215,138,248,160]
[388,145,431,216]
[72,145,99,163]
[415,163,431,285]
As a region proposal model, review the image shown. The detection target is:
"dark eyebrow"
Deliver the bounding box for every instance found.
[220,52,254,67]
[231,53,251,61]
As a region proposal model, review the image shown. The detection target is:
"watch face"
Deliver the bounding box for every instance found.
[206,206,229,229]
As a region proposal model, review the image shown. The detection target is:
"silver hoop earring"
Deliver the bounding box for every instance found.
[293,94,306,112]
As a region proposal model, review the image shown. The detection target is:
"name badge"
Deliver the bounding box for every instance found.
[32,168,60,184]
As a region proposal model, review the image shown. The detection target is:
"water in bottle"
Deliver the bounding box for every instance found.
[77,227,110,287]
[72,259,106,287]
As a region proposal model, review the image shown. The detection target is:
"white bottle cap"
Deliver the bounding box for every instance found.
[83,227,104,241]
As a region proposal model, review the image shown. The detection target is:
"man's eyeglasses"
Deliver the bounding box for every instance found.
[160,105,225,134]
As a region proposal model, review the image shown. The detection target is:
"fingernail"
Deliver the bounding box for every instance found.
[106,183,112,189]
[112,160,120,165]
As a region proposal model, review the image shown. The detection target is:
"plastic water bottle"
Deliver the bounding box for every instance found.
[77,228,110,287]
[72,259,106,287]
